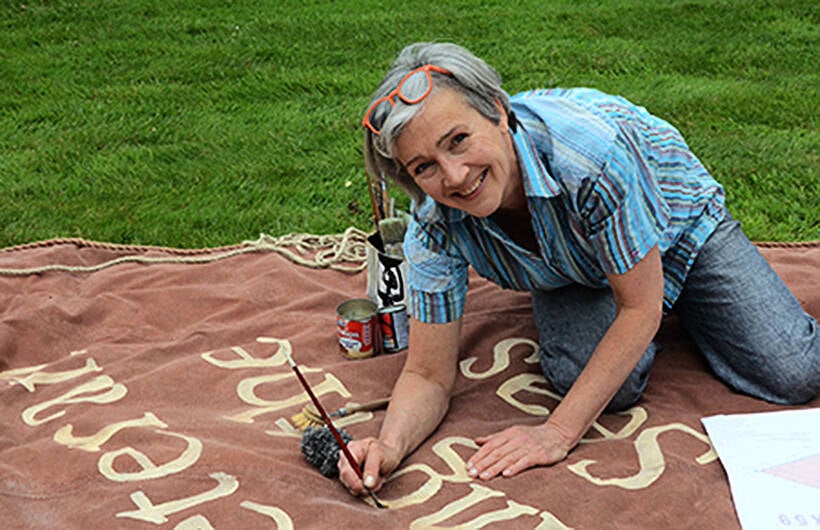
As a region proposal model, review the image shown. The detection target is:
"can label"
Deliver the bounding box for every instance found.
[336,299,377,359]
[378,304,409,353]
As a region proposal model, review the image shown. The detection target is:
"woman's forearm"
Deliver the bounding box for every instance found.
[379,318,462,460]
[546,246,665,447]
[379,369,451,459]
[546,303,662,447]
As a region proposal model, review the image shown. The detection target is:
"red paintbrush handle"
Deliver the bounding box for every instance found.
[291,365,364,479]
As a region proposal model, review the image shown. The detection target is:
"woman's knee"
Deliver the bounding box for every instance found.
[605,349,656,412]
[538,345,581,397]
[758,319,819,404]
[759,358,820,405]
[605,383,645,412]
[538,341,658,412]
[719,332,820,405]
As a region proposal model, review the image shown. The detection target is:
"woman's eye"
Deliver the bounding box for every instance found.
[414,162,434,177]
[452,133,467,146]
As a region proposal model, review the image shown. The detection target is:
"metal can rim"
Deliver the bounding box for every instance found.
[336,298,377,321]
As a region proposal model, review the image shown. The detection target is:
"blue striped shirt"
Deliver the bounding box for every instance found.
[405,88,726,324]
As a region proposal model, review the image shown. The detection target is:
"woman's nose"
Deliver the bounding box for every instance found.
[439,157,468,188]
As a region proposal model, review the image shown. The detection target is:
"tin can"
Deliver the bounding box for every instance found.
[378,304,409,353]
[336,298,377,359]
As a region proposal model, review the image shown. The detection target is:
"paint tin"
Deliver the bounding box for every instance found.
[336,298,377,359]
[378,304,409,353]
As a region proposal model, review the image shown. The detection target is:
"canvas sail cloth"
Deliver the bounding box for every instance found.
[0,236,818,529]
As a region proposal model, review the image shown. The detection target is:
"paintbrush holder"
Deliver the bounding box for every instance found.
[365,231,408,310]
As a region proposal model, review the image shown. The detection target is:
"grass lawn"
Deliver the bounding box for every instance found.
[1,0,817,248]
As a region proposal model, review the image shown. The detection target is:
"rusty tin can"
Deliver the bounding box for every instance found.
[378,304,409,353]
[336,298,378,359]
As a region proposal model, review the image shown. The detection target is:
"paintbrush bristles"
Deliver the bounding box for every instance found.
[301,426,353,478]
[291,403,324,431]
[378,217,406,245]
[377,210,411,259]
[291,398,391,431]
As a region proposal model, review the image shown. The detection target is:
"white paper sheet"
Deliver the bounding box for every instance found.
[702,407,820,530]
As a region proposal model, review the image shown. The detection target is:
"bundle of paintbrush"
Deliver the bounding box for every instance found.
[365,171,390,228]
[365,172,410,258]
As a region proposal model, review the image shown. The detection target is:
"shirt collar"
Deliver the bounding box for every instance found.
[510,115,563,200]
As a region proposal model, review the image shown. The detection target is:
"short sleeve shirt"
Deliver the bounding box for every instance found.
[406,88,726,323]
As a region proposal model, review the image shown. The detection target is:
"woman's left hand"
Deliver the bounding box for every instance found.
[467,423,573,480]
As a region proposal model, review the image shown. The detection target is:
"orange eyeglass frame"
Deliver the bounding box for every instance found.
[362,64,453,135]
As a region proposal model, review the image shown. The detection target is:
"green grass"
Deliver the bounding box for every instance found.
[1,0,817,248]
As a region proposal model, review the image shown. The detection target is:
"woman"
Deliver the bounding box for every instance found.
[339,42,819,495]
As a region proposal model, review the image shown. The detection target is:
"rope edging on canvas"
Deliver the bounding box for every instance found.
[0,227,370,276]
[1,230,816,278]
[754,240,820,249]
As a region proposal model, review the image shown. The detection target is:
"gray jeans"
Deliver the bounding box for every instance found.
[532,216,820,412]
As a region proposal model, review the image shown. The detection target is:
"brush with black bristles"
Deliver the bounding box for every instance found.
[301,425,353,478]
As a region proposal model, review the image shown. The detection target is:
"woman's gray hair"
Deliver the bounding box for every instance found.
[363,42,510,205]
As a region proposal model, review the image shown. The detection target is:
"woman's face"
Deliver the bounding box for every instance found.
[394,87,524,217]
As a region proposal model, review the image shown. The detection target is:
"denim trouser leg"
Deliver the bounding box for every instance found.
[532,216,820,412]
[531,284,659,412]
[673,217,820,404]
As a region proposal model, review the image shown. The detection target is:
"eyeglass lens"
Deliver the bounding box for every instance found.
[368,69,433,133]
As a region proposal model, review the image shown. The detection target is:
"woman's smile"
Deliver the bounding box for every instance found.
[457,169,487,199]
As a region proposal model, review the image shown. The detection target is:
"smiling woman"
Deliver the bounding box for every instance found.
[338,41,820,500]
[363,43,515,208]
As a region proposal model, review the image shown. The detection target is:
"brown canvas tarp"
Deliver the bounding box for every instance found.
[1,235,818,529]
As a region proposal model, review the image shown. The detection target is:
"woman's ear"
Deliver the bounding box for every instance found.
[495,99,509,132]
[495,98,518,133]
[494,98,516,133]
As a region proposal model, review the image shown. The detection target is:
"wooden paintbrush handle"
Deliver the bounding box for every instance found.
[345,397,390,414]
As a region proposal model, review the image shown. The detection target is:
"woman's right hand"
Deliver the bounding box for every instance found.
[338,319,462,497]
[338,436,402,495]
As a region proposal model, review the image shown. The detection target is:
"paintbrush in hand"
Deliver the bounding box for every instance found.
[284,350,386,509]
